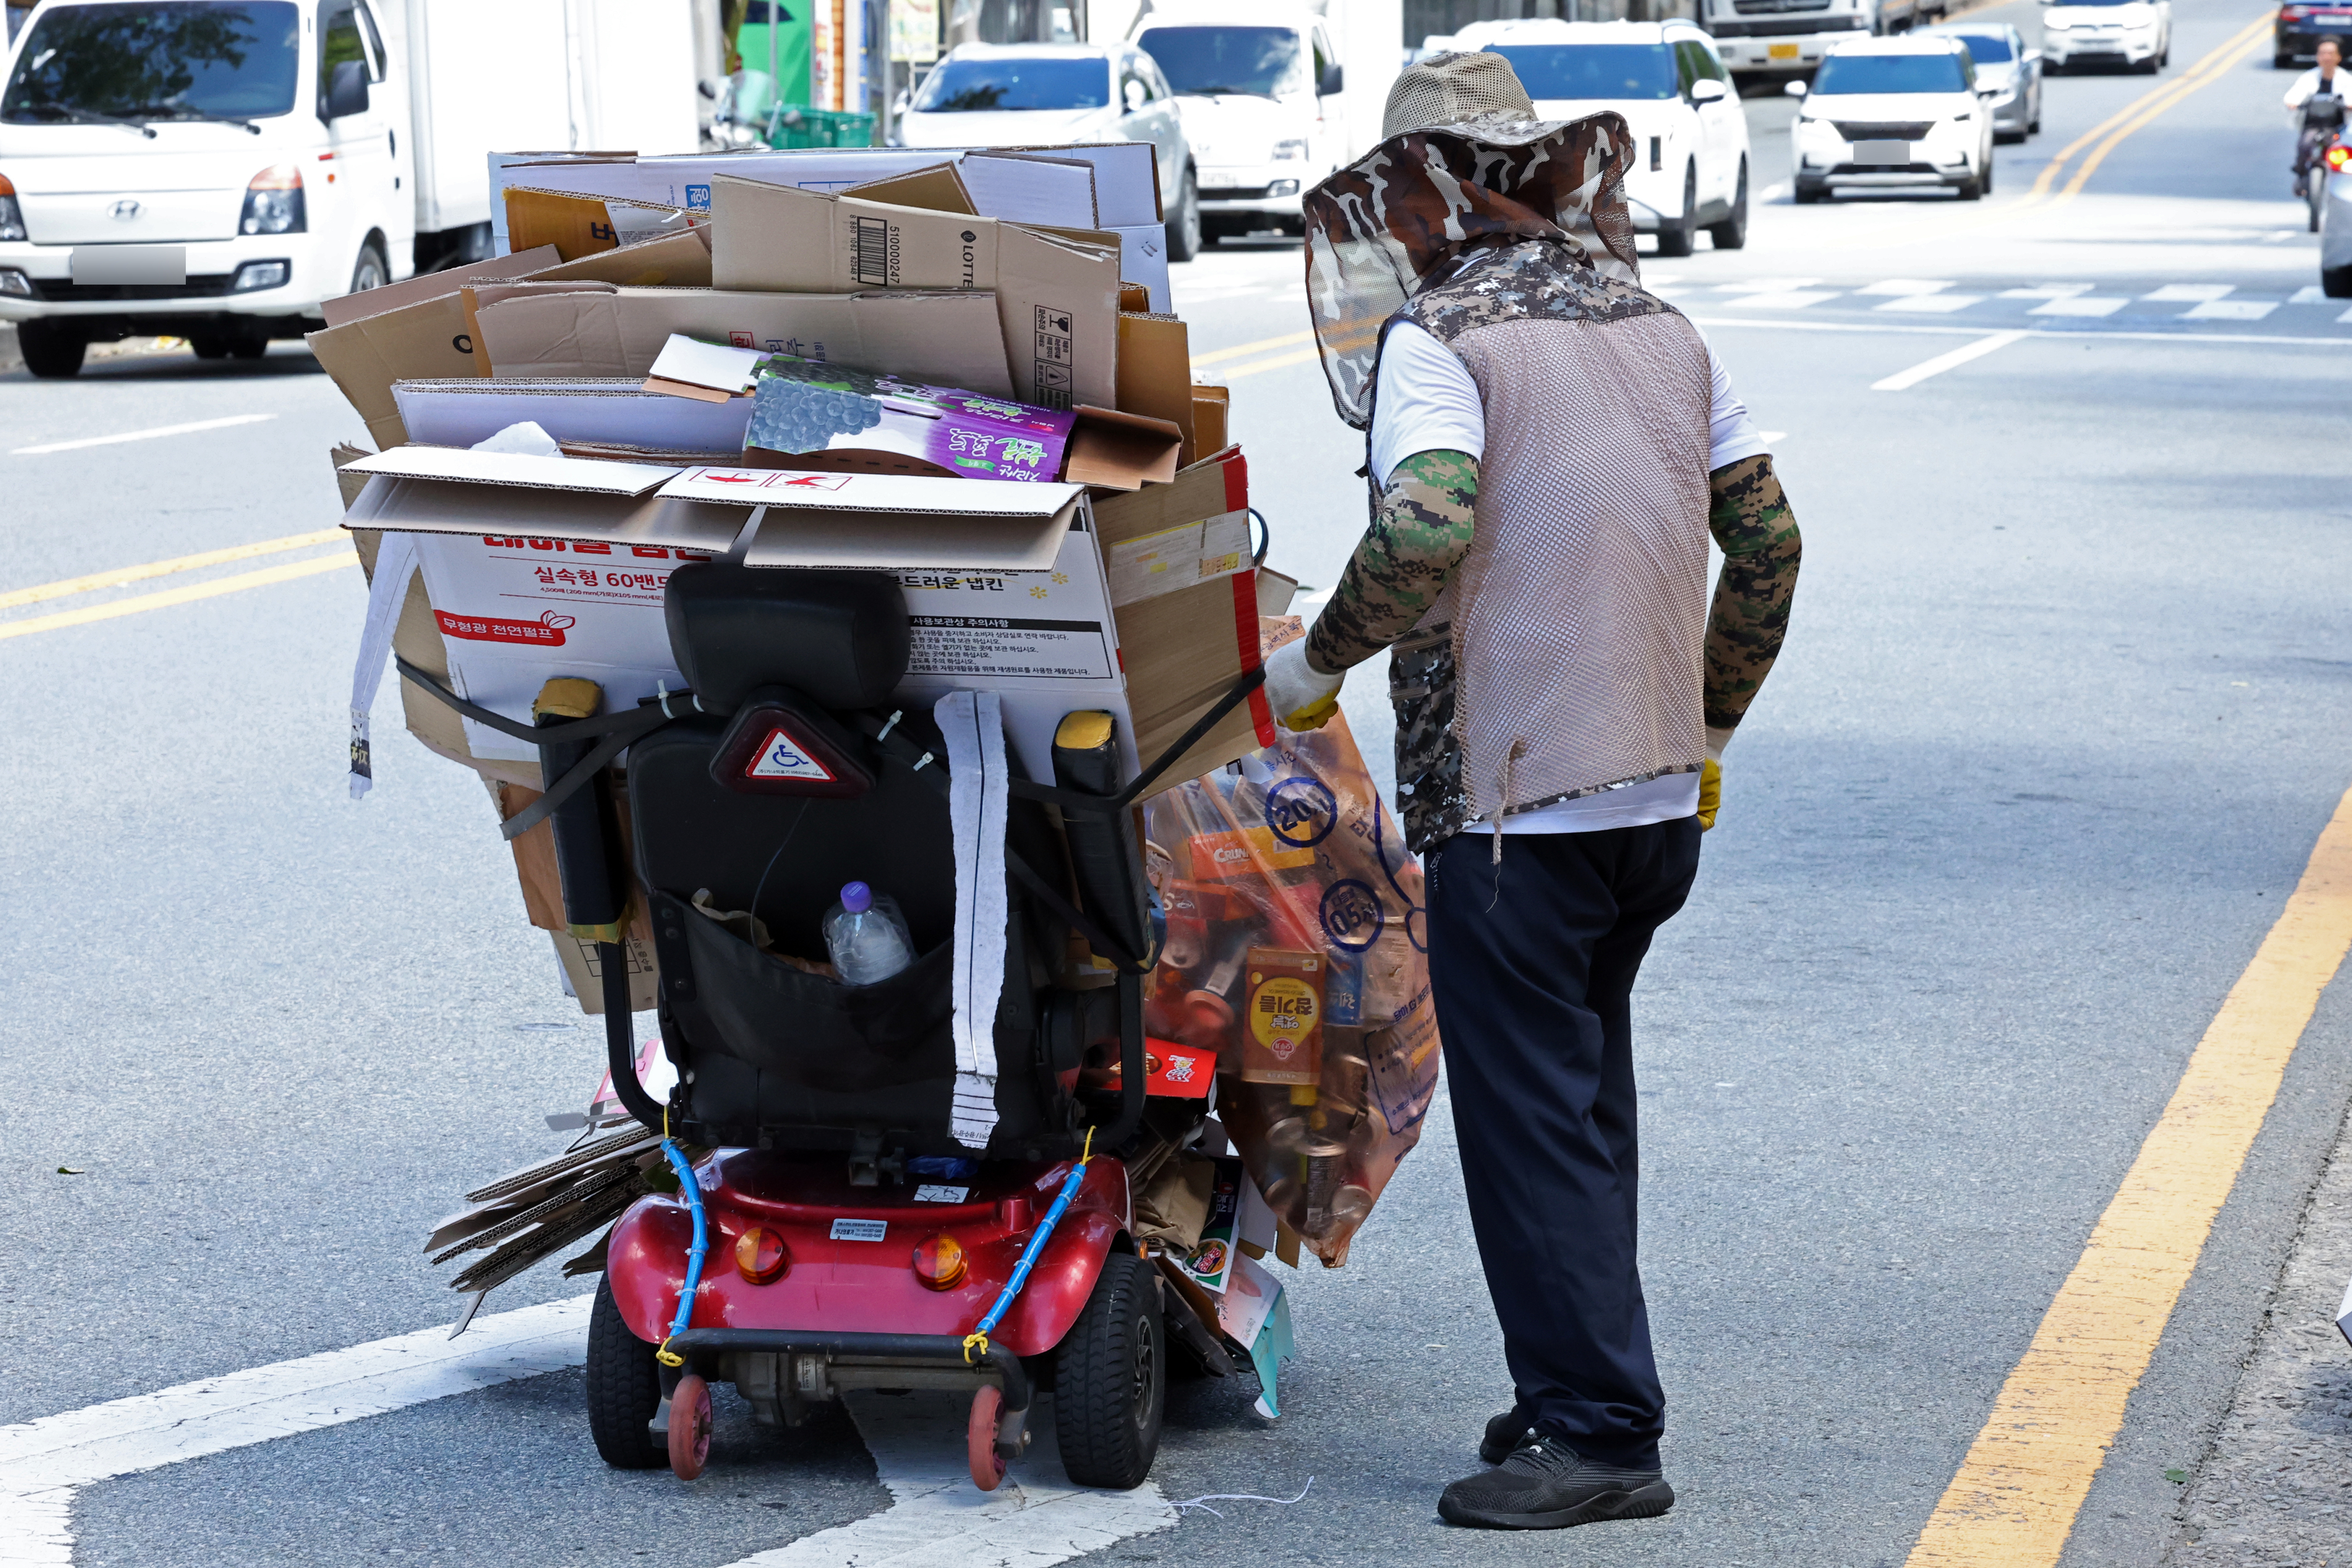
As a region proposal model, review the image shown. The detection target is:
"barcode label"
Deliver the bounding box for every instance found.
[852,217,891,285]
[1033,304,1075,410]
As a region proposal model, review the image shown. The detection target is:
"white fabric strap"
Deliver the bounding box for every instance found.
[348,530,420,801]
[937,690,1011,1149]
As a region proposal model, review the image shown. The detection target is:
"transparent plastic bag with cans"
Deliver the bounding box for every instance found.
[1141,706,1441,1266]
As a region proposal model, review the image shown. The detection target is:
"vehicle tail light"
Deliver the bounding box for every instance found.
[240,165,305,235]
[2330,143,2352,172]
[0,172,23,243]
[735,1226,790,1284]
[911,1232,967,1290]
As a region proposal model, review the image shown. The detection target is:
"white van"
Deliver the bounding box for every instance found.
[1132,5,1344,240]
[0,0,697,377]
[1436,18,1752,254]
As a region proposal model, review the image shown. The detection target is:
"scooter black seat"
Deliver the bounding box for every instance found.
[630,561,1083,1158]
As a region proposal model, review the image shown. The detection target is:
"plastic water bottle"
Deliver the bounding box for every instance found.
[823,881,915,985]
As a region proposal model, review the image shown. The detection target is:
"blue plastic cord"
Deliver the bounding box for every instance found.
[970,1156,1091,1348]
[663,1141,710,1342]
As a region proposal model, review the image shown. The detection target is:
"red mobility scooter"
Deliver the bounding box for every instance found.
[509,559,1254,1492]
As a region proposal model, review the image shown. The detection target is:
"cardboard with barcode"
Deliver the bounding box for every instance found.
[707,174,1122,414]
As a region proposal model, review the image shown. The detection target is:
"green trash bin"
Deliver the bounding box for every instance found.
[764,105,877,148]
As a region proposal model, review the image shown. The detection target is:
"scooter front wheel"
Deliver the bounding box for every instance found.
[669,1372,714,1480]
[968,1383,1008,1491]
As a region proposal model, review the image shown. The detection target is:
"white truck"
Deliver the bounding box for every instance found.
[1699,0,1940,78]
[0,0,697,377]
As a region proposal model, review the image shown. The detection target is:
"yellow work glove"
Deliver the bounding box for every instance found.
[1698,726,1733,831]
[1264,638,1345,731]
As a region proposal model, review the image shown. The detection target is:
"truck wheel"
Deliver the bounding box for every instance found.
[189,334,233,360]
[17,321,85,379]
[1709,159,1749,249]
[2324,265,2352,299]
[584,1275,667,1469]
[1054,1250,1165,1490]
[349,242,387,297]
[1655,165,1698,257]
[1166,168,1201,263]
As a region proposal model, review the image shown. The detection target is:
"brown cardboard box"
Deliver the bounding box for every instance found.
[505,187,700,262]
[1115,313,1197,467]
[473,285,1015,398]
[306,229,716,449]
[1092,446,1274,787]
[707,175,1122,413]
[1191,384,1229,459]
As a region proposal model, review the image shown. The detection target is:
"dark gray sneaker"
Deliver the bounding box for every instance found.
[1479,1408,1531,1464]
[1438,1434,1675,1529]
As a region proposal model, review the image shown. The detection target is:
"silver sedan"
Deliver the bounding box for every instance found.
[1922,22,2044,141]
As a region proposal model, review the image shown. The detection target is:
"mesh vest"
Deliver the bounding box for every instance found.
[1383,241,1716,853]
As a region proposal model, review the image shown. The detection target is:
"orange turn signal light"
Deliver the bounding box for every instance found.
[736,1226,790,1285]
[911,1232,967,1291]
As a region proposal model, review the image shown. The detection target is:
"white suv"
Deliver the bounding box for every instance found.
[1789,35,1997,202]
[1434,18,1753,254]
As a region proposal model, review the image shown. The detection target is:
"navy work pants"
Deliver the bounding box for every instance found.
[1424,818,1702,1470]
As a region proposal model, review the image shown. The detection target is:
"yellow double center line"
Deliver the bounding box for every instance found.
[0,529,355,641]
[2027,11,2278,208]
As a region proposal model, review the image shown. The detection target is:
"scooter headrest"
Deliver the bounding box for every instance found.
[664,561,910,716]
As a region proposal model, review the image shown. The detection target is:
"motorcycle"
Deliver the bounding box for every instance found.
[2300,91,2344,234]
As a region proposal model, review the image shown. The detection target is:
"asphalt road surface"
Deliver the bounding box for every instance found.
[5,0,2351,1562]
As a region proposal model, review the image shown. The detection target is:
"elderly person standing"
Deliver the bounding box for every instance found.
[1262,54,1802,1530]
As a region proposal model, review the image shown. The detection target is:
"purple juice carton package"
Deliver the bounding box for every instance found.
[744,355,1076,482]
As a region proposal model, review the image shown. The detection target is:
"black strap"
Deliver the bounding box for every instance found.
[392,655,683,842]
[1004,664,1268,817]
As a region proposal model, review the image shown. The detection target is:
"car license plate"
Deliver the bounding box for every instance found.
[1768,42,1800,59]
[69,245,186,286]
[1853,140,1910,165]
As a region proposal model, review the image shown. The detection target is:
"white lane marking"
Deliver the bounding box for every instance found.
[1715,277,1823,293]
[1856,279,1956,296]
[2143,282,2234,302]
[11,413,275,457]
[0,1296,592,1564]
[1871,329,2029,392]
[2027,295,2127,317]
[0,1302,1176,1568]
[1691,315,2352,349]
[1733,290,1841,309]
[1998,283,2093,299]
[1875,293,1986,313]
[2290,284,2327,304]
[731,1390,1174,1568]
[2184,298,2279,321]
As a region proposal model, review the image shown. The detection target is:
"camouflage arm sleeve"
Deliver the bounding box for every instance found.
[1303,449,1478,676]
[1703,452,1802,731]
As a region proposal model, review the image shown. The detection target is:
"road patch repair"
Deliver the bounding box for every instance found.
[0,1295,1175,1566]
[1906,782,2352,1566]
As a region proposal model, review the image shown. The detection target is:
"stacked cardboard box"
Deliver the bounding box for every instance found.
[319,142,1278,1013]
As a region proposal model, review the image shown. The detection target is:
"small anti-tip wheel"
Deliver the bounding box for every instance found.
[669,1372,713,1480]
[968,1383,1007,1491]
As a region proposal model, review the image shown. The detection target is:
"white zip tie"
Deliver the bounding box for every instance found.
[877,708,904,742]
[911,750,936,772]
[1169,1476,1314,1517]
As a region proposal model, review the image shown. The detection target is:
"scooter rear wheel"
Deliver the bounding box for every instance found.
[968,1383,1008,1490]
[584,1276,667,1469]
[669,1372,713,1480]
[1054,1251,1165,1489]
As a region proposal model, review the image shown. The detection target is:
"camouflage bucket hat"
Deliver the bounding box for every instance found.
[1301,106,1645,430]
[1381,49,1538,139]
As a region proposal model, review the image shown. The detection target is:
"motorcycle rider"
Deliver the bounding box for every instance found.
[2287,36,2346,198]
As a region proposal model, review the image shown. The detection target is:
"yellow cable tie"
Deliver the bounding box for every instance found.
[963,1332,990,1364]
[655,1336,684,1369]
[1081,1126,1095,1165]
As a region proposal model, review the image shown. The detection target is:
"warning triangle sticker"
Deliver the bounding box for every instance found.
[746,727,836,782]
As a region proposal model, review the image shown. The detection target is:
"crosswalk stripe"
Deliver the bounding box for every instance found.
[1876,294,1986,314]
[2144,283,2235,302]
[1870,330,2029,392]
[2027,296,2127,317]
[2184,299,2278,321]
